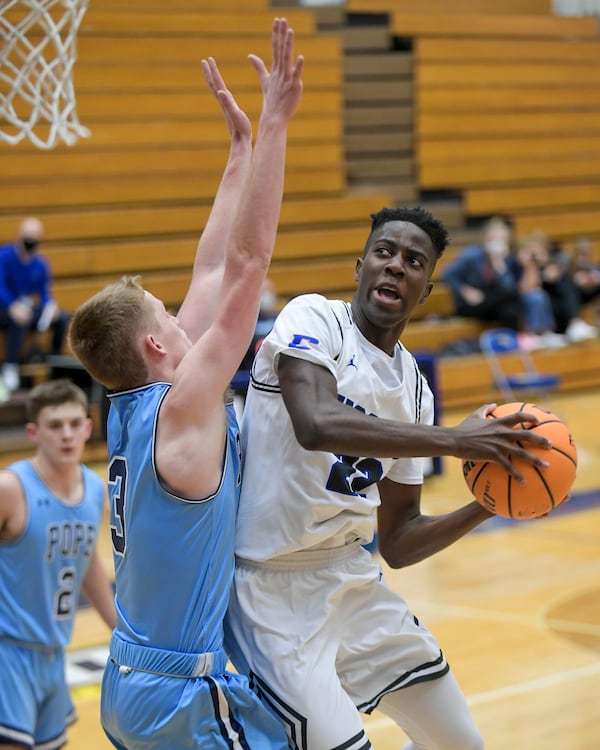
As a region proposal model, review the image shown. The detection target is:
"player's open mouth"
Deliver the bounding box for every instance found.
[375,285,400,300]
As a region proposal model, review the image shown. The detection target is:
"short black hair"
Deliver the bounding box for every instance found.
[366,207,449,259]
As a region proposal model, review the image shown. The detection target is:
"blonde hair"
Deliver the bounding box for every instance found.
[483,216,511,238]
[69,276,151,390]
[516,231,550,262]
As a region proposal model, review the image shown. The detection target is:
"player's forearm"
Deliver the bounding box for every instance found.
[193,135,252,274]
[228,117,288,273]
[292,403,461,459]
[179,136,253,338]
[379,504,492,569]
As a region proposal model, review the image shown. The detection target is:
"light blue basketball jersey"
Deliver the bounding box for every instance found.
[0,460,105,648]
[106,383,242,655]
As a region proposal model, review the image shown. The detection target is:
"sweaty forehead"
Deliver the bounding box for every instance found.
[369,220,434,254]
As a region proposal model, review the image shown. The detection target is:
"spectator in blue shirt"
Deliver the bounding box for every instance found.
[442,216,523,330]
[0,217,71,393]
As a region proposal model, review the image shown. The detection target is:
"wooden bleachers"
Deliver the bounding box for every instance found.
[4,26,347,193]
[101,0,268,7]
[408,11,600,257]
[3,2,600,413]
[78,9,315,36]
[337,1,600,404]
[348,0,553,14]
[389,10,597,38]
[2,170,348,210]
[0,195,478,327]
[0,192,396,315]
[341,19,416,204]
[438,337,600,409]
[0,4,398,335]
[345,1,600,258]
[1,1,475,349]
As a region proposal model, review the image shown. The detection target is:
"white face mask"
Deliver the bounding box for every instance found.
[485,240,507,257]
[260,289,276,312]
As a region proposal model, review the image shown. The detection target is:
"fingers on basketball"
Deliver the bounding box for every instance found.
[462,402,578,519]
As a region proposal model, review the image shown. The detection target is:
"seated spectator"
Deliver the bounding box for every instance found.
[570,235,600,310]
[0,217,71,393]
[442,216,522,330]
[510,232,563,349]
[522,231,596,343]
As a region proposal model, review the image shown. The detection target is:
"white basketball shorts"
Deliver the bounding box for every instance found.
[225,541,449,750]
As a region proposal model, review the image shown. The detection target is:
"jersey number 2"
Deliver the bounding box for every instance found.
[326,454,383,497]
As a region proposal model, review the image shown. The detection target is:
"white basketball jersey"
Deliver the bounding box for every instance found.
[236,294,434,561]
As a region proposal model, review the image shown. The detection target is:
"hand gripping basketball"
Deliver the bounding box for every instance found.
[462,402,577,519]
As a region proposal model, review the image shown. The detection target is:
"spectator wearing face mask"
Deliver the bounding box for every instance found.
[0,217,71,394]
[442,216,523,330]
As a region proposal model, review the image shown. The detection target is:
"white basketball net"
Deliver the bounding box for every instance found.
[0,0,90,149]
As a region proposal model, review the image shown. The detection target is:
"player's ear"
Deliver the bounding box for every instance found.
[419,281,434,304]
[354,256,364,282]
[145,333,164,355]
[24,421,39,443]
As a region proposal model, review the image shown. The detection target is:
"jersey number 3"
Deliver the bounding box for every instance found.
[108,456,127,556]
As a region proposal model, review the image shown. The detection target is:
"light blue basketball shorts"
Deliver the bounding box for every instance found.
[101,634,290,750]
[0,638,76,750]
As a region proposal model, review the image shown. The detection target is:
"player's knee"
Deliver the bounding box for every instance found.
[401,727,484,750]
[443,726,484,750]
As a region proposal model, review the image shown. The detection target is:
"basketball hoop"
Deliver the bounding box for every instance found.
[0,0,90,149]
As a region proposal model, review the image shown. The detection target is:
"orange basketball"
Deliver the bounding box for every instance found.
[462,402,577,519]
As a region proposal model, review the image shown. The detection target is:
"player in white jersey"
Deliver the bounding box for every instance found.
[226,206,552,750]
[69,19,304,749]
[0,379,116,750]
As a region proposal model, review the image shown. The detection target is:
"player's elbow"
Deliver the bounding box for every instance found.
[377,534,423,569]
[377,541,403,569]
[293,422,327,451]
[290,413,333,452]
[379,546,420,570]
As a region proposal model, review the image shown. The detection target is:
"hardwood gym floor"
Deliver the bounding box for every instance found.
[60,390,600,749]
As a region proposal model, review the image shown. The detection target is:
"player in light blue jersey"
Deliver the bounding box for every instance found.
[226,207,553,750]
[0,378,116,750]
[68,18,304,750]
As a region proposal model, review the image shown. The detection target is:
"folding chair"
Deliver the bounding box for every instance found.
[479,327,561,403]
